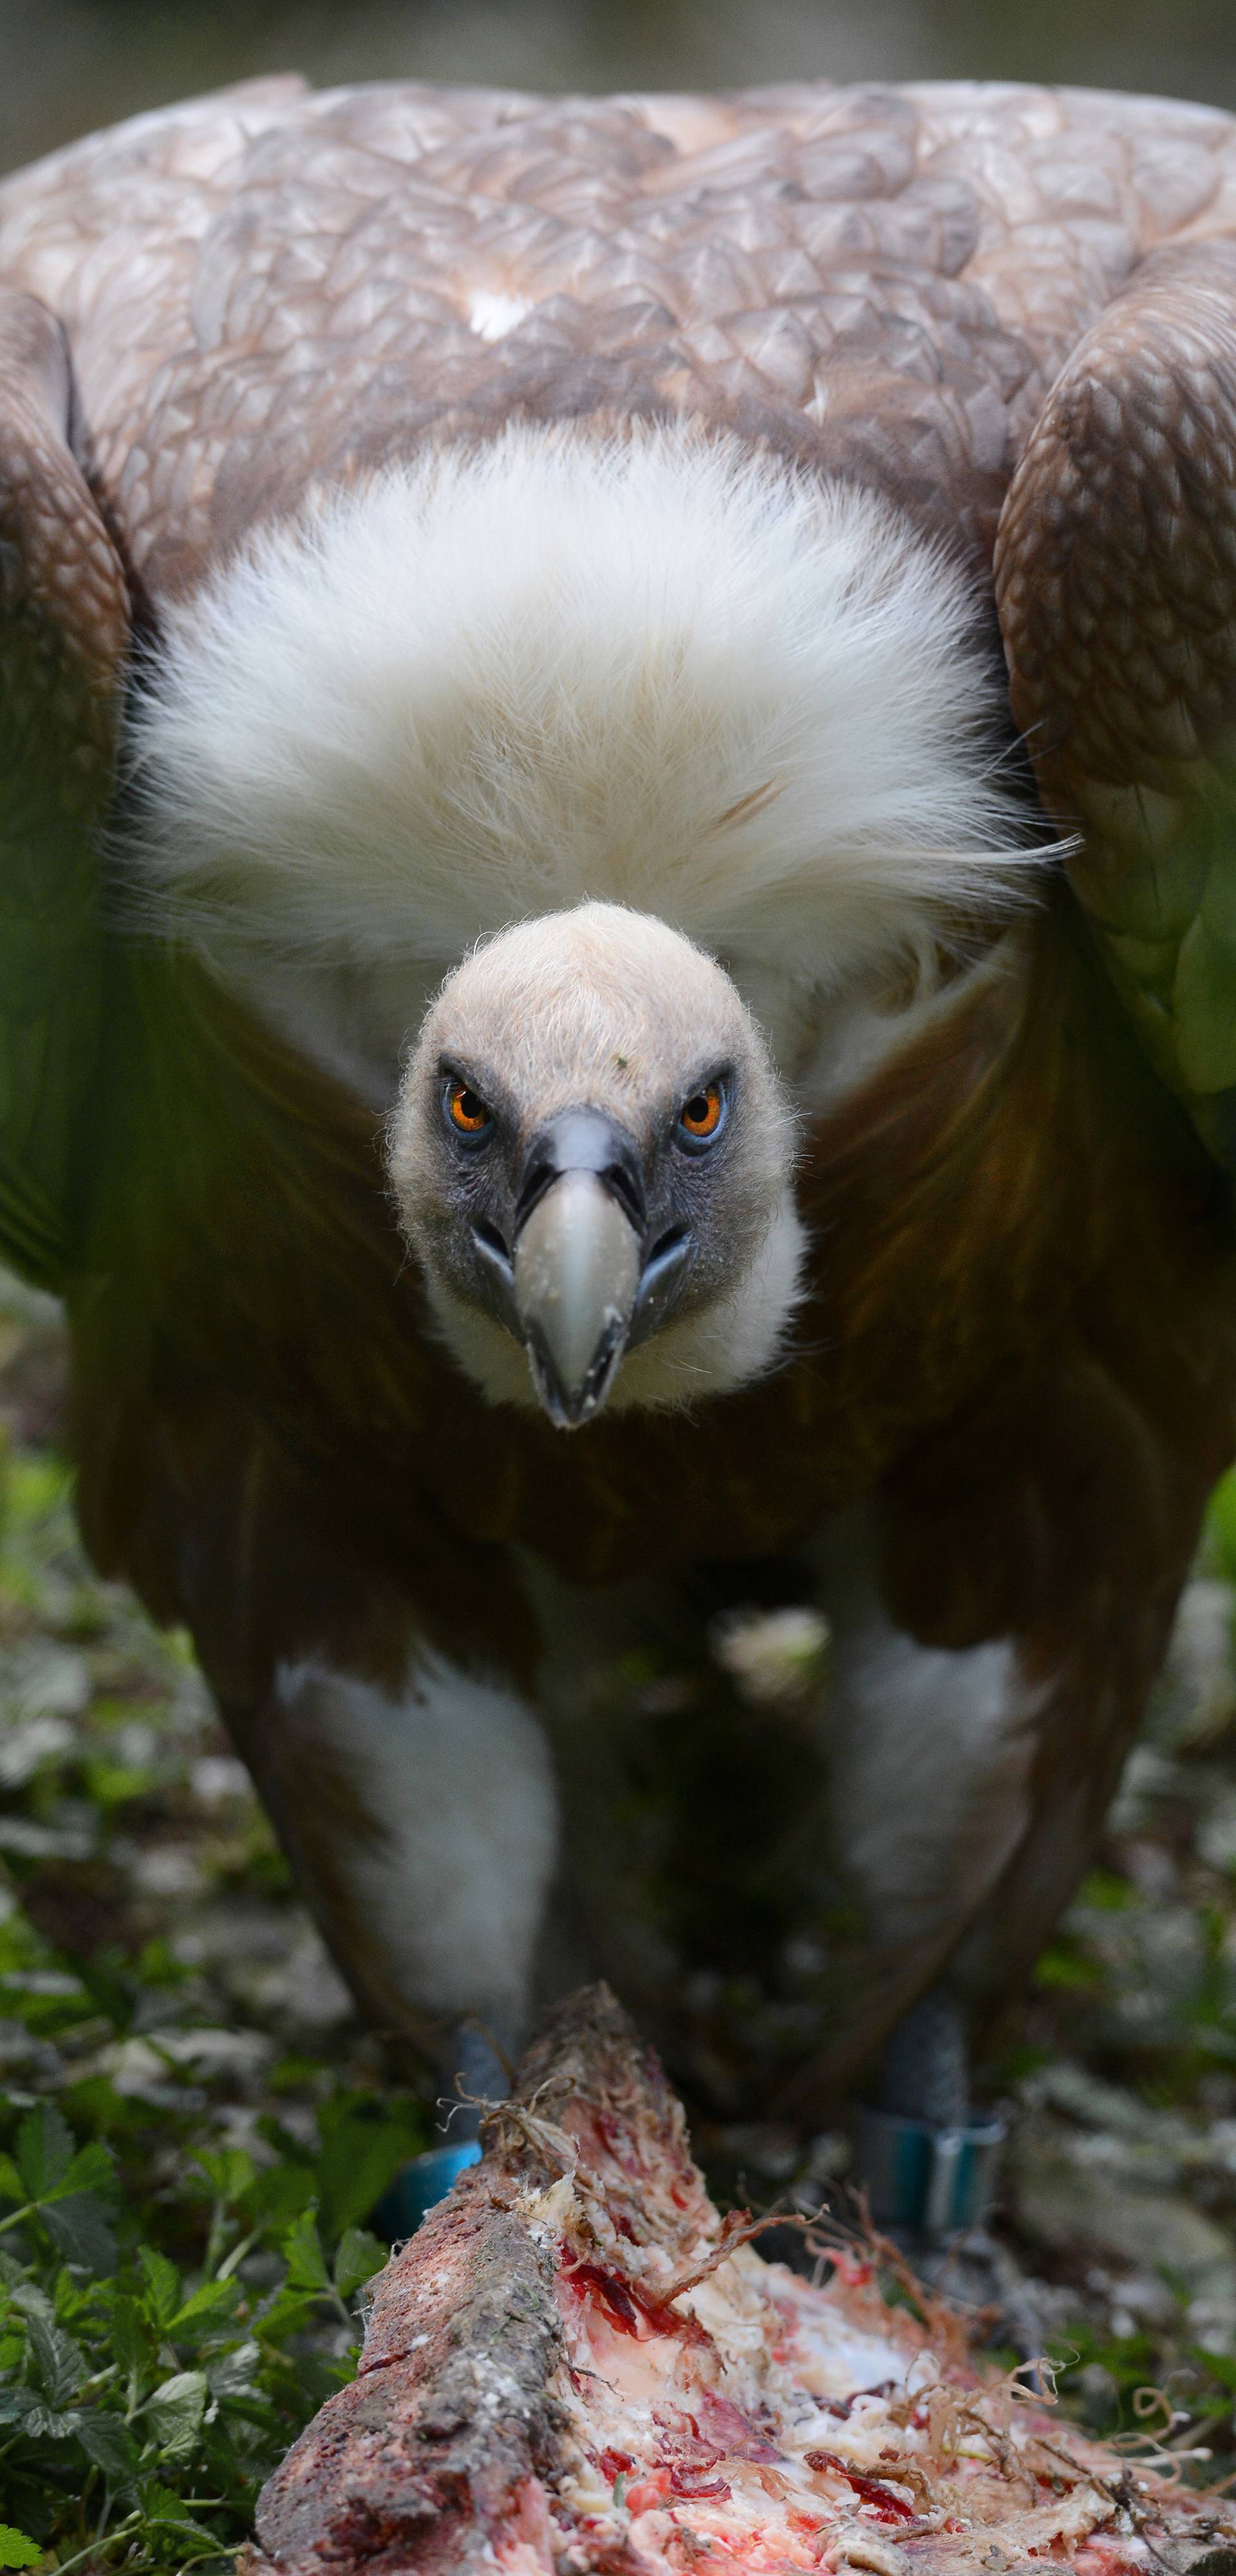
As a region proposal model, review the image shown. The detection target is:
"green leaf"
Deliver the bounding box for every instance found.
[15,2104,73,2201]
[1033,1943,1099,1991]
[55,2138,115,2201]
[59,2076,133,2138]
[75,1955,140,2034]
[138,2246,181,2329]
[145,2367,209,2463]
[313,2095,429,2242]
[8,2280,55,2329]
[74,2409,140,2496]
[206,2340,261,2401]
[192,2148,256,2208]
[281,2210,330,2293]
[24,2309,86,2407]
[255,2114,314,2170]
[138,2480,215,2545]
[247,2161,316,2229]
[132,1937,189,1991]
[0,2154,23,2205]
[108,2293,152,2405]
[48,2264,91,2325]
[41,2192,117,2275]
[0,2385,79,2438]
[0,2530,41,2569]
[165,2276,242,2338]
[333,2226,386,2302]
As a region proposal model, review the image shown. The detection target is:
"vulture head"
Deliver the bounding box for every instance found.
[388,902,801,1425]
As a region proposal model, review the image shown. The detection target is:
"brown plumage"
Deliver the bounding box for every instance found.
[5,74,1236,2136]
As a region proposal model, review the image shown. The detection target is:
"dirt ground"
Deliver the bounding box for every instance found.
[6,1270,1236,2481]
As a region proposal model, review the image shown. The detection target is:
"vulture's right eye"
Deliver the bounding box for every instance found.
[443,1077,492,1139]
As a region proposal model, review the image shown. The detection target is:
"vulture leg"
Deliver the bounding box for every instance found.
[215,1654,559,2098]
[525,1520,1017,2231]
[370,2022,512,2239]
[857,1985,1004,2242]
[211,1636,559,2238]
[77,1391,561,2222]
[874,1986,969,2128]
[811,1508,1024,2232]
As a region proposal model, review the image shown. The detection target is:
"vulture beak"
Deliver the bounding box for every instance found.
[511,1110,646,1429]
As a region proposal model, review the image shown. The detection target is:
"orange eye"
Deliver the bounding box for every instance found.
[445,1079,491,1136]
[678,1082,725,1142]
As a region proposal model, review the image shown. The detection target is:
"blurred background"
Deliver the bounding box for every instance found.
[4,0,1236,177]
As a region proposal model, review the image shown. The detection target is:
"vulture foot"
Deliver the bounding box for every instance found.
[856,1986,1006,2237]
[371,2020,510,2240]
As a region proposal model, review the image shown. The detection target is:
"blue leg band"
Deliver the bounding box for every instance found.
[855,2106,1006,2235]
[371,2139,482,2242]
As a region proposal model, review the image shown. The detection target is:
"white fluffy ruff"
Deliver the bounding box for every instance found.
[131,421,1037,1039]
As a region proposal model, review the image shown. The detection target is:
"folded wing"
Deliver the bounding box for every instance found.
[997,237,1236,1166]
[0,287,127,1284]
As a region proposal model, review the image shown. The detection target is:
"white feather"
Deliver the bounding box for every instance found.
[128,418,1042,1090]
[273,1653,558,2025]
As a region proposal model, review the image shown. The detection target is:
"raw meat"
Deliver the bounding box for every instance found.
[244,1988,1236,2575]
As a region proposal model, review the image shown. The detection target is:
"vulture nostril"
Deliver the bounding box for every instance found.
[603,1160,645,1231]
[647,1222,688,1269]
[632,1222,692,1341]
[473,1217,513,1273]
[514,1156,557,1228]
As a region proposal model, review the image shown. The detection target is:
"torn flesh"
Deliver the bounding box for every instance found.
[245,1988,1235,2576]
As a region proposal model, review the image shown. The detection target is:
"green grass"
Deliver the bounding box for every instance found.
[0,1336,432,2570]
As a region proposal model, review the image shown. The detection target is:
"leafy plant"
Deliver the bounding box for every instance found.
[0,2069,420,2572]
[0,1293,433,2569]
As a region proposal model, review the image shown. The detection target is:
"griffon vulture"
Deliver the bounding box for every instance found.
[3,71,1236,2229]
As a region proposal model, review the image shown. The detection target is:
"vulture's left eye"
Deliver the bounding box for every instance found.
[676,1081,727,1149]
[444,1078,492,1139]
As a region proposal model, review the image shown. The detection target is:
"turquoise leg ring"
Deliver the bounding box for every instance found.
[855,2106,1005,2235]
[371,2139,482,2241]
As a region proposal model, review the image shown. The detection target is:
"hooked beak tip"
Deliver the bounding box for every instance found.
[524,1316,626,1430]
[512,1168,642,1429]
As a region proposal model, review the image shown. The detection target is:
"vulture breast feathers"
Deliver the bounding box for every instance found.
[5,73,1236,2107]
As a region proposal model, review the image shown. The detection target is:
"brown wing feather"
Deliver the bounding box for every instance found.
[9,78,1236,607]
[0,286,128,1283]
[996,238,1236,1163]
